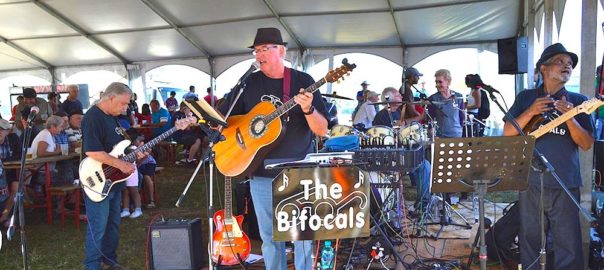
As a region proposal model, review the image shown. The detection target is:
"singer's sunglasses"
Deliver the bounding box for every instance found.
[252,45,279,55]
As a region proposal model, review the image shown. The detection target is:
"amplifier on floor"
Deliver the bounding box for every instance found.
[149,218,206,270]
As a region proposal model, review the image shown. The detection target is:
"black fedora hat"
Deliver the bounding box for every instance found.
[248,27,288,49]
[536,43,578,69]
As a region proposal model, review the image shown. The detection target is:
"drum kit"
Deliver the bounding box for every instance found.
[328,122,430,150]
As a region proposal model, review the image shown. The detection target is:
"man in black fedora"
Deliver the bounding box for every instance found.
[219,27,328,269]
[503,43,594,269]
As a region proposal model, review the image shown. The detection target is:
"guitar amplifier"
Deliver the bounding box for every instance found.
[149,218,207,270]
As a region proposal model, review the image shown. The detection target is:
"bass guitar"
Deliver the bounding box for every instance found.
[523,97,604,138]
[80,117,196,202]
[211,176,251,265]
[213,59,357,177]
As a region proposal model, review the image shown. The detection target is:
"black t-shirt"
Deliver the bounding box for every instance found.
[219,68,328,177]
[373,108,401,127]
[82,105,127,190]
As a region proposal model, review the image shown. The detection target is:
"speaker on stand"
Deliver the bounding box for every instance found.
[149,218,207,270]
[497,36,528,74]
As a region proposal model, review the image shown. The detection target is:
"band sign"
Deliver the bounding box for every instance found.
[272,166,370,241]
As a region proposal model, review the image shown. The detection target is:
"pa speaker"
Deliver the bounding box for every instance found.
[149,218,206,270]
[498,36,528,74]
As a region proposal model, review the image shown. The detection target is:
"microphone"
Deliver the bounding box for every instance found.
[385,96,390,101]
[478,84,501,95]
[27,106,39,122]
[236,62,260,85]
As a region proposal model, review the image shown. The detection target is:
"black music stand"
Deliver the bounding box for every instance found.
[431,136,535,270]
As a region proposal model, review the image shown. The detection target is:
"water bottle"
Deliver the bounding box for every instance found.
[320,240,334,269]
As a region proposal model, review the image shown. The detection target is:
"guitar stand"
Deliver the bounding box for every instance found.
[213,254,249,270]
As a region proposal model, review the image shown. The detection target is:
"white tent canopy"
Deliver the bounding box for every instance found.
[0,0,532,79]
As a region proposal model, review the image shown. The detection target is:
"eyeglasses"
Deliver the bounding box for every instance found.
[546,59,573,68]
[252,45,279,55]
[435,80,445,84]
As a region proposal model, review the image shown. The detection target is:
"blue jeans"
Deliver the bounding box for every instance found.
[410,159,431,210]
[250,176,313,270]
[84,189,122,270]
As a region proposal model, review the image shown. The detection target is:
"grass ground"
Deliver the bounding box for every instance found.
[0,161,517,270]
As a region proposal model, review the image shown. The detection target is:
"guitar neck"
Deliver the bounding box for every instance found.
[224,176,233,221]
[122,126,178,163]
[529,108,579,139]
[265,77,327,123]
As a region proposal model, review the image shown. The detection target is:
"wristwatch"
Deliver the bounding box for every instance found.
[303,106,315,115]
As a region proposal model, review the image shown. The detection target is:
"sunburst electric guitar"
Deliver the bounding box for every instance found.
[523,97,604,138]
[80,117,196,202]
[213,59,357,177]
[211,176,251,265]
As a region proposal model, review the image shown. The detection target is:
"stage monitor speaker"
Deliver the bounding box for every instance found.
[498,36,528,74]
[150,218,206,270]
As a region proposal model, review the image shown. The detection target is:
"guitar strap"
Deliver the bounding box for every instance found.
[282,67,292,120]
[282,67,291,102]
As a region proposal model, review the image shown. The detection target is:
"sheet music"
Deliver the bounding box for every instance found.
[184,99,225,123]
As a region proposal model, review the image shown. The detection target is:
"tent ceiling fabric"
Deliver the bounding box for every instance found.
[0,0,520,75]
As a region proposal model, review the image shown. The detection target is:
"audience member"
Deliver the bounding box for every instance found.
[61,85,83,116]
[172,102,202,165]
[48,92,61,113]
[149,100,171,137]
[10,95,23,121]
[204,87,218,106]
[353,91,379,130]
[15,88,53,132]
[183,85,198,102]
[165,91,178,114]
[0,119,22,225]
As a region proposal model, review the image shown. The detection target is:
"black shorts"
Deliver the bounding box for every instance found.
[139,163,157,177]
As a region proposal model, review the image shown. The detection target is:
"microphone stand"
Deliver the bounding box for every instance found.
[8,119,35,270]
[486,90,594,270]
[175,78,250,270]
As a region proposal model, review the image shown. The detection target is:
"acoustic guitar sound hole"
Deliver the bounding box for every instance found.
[250,117,266,138]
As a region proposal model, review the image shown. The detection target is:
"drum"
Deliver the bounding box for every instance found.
[398,122,426,146]
[364,126,396,146]
[329,125,357,137]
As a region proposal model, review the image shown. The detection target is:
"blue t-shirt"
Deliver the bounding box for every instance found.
[61,99,83,116]
[151,108,172,137]
[505,87,594,189]
[428,91,464,138]
[81,106,128,191]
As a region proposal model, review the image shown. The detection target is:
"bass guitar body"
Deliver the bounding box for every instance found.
[213,101,285,177]
[80,140,132,202]
[211,210,251,265]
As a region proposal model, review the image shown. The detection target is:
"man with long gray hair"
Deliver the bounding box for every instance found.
[81,82,147,270]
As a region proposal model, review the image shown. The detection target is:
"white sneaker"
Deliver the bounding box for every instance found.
[120,209,130,218]
[129,209,143,219]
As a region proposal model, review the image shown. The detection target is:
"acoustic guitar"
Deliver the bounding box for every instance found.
[211,176,251,265]
[79,117,196,202]
[213,59,357,177]
[523,97,604,138]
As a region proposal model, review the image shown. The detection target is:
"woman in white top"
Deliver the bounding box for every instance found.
[30,115,64,159]
[465,88,481,115]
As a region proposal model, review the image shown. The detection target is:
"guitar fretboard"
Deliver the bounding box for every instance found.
[264,77,327,123]
[225,176,233,220]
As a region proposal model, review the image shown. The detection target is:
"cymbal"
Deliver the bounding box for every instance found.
[322,93,353,100]
[370,101,403,105]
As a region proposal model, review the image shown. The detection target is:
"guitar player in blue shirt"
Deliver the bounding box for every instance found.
[503,43,594,270]
[81,82,147,270]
